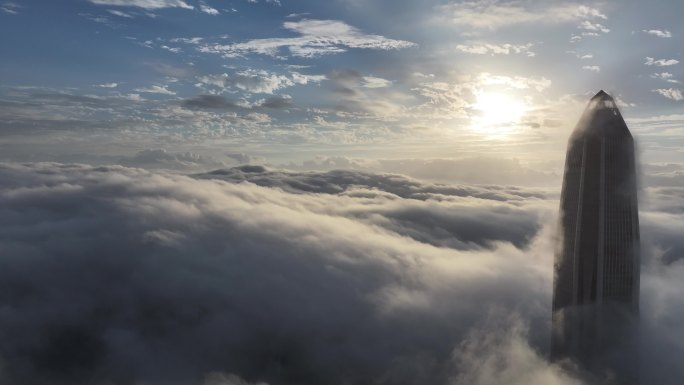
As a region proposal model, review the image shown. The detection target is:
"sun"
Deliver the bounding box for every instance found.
[470,92,527,135]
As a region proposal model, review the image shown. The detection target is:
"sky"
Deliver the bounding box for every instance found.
[2,1,684,385]
[1,0,683,174]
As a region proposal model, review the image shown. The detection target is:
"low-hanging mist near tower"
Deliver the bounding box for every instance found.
[552,90,640,383]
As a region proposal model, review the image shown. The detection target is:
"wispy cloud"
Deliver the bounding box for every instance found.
[438,2,606,30]
[194,19,416,58]
[1,1,20,14]
[643,29,672,38]
[160,45,181,53]
[570,33,597,42]
[108,9,134,17]
[96,82,119,88]
[652,72,680,83]
[653,88,684,101]
[89,0,193,10]
[645,57,680,66]
[566,51,593,59]
[578,20,610,33]
[478,73,551,92]
[170,37,203,44]
[286,12,311,18]
[134,85,176,95]
[582,65,601,72]
[199,1,219,15]
[361,76,392,88]
[246,0,281,5]
[455,43,535,56]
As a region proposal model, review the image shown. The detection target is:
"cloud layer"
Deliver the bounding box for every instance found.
[1,163,684,384]
[0,163,558,385]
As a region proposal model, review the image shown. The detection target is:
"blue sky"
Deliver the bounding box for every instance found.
[1,0,683,174]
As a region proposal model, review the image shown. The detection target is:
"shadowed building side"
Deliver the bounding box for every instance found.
[551,90,640,383]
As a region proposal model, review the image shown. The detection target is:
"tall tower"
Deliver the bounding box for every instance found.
[551,90,640,381]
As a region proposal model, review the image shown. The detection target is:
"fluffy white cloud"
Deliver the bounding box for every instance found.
[439,2,607,30]
[643,29,672,38]
[89,0,193,10]
[452,316,584,385]
[195,19,416,58]
[653,88,684,101]
[575,5,607,20]
[195,69,324,94]
[582,65,600,72]
[645,57,680,66]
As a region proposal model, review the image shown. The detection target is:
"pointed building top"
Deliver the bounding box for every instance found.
[591,89,612,101]
[572,89,630,138]
[587,89,618,112]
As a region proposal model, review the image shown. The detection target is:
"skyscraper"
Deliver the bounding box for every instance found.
[551,90,640,381]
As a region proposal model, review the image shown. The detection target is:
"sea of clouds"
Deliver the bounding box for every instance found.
[0,162,683,385]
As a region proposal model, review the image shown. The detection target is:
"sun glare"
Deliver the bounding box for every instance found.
[471,92,527,135]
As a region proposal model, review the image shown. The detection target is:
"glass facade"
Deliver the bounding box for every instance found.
[551,91,640,382]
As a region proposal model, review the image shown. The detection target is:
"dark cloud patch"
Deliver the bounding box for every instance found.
[329,69,363,83]
[0,118,110,133]
[181,94,292,111]
[327,69,364,97]
[31,92,118,108]
[144,61,196,78]
[257,95,293,109]
[0,92,139,116]
[182,95,241,109]
[0,99,40,109]
[374,204,539,249]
